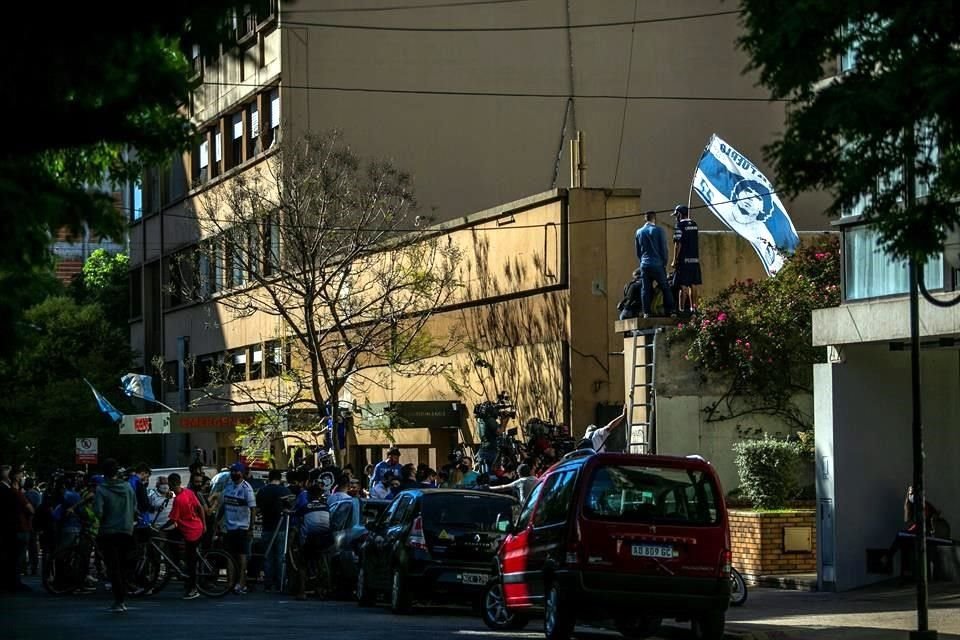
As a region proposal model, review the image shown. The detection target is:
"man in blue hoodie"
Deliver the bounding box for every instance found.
[94,459,136,613]
[634,210,676,318]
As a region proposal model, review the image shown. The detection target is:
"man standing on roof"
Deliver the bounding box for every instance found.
[635,210,676,318]
[671,205,702,314]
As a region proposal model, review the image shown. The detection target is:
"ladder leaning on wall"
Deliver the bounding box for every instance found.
[625,328,658,454]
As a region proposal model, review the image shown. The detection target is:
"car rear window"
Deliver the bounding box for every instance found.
[583,465,720,525]
[421,494,515,532]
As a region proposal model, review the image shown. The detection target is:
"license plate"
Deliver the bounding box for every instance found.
[632,544,674,559]
[461,572,489,585]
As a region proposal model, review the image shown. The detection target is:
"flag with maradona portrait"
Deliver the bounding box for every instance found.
[692,134,799,275]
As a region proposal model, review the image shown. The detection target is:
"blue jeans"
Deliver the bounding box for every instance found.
[640,265,675,315]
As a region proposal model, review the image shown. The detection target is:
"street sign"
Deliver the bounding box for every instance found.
[119,413,171,435]
[75,437,98,465]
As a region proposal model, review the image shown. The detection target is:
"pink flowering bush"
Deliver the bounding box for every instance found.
[673,235,840,412]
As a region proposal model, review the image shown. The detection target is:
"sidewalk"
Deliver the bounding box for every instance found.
[721,581,960,640]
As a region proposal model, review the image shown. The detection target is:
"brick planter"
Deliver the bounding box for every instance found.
[729,509,817,583]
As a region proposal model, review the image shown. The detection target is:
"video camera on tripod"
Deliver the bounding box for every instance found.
[473,391,517,423]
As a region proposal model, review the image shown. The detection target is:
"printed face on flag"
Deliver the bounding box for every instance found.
[693,135,800,275]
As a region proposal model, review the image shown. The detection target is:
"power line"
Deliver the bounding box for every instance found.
[282,0,534,13]
[278,8,741,32]
[120,190,782,238]
[199,79,782,102]
[612,0,639,188]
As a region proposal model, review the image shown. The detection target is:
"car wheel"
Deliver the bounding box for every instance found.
[481,581,529,631]
[543,582,575,640]
[390,568,412,614]
[691,611,726,640]
[615,616,662,639]
[356,564,375,607]
[729,568,748,607]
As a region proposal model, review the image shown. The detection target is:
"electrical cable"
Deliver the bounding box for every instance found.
[277,9,741,32]
[282,0,534,13]
[612,0,639,188]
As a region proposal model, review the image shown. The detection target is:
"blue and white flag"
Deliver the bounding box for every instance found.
[84,379,123,423]
[121,373,156,403]
[692,134,800,275]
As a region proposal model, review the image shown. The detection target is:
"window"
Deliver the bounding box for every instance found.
[228,350,247,383]
[165,361,180,392]
[211,242,222,294]
[514,480,544,531]
[583,465,719,525]
[844,225,943,300]
[131,182,143,222]
[421,494,515,532]
[265,340,288,377]
[166,256,187,308]
[250,344,263,380]
[198,252,211,298]
[190,44,203,77]
[533,471,576,528]
[248,103,260,157]
[194,137,209,185]
[248,222,261,278]
[194,355,215,388]
[268,89,280,147]
[130,268,143,318]
[230,112,243,168]
[212,129,223,179]
[264,213,280,274]
[226,229,246,287]
[388,496,414,526]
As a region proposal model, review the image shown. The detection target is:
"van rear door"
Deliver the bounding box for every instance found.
[577,462,727,582]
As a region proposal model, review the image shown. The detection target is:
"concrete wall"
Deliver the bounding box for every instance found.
[280,0,831,231]
[653,335,812,494]
[815,343,960,591]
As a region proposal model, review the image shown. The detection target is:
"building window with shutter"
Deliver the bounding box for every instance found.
[231,112,243,168]
[249,103,260,157]
[268,89,280,147]
[212,129,223,178]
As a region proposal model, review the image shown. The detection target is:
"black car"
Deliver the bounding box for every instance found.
[327,497,391,597]
[356,488,518,613]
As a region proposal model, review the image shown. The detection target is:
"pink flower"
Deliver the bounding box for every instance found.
[744,341,751,349]
[717,312,728,323]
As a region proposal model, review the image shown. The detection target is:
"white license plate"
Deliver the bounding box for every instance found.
[461,572,488,585]
[632,544,674,559]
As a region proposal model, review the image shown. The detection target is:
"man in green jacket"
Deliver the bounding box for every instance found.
[94,459,136,613]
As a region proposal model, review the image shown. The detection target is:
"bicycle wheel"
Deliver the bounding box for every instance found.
[128,545,165,596]
[196,549,236,597]
[42,547,84,595]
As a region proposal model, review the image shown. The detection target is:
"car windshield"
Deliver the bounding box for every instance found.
[583,465,719,525]
[421,494,514,532]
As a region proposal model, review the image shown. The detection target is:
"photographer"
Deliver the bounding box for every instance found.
[474,392,517,474]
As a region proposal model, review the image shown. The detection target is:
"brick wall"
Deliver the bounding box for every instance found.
[730,509,817,580]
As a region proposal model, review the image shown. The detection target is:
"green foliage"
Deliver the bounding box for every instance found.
[738,1,960,261]
[671,236,839,426]
[1,2,267,357]
[733,436,801,510]
[0,297,155,473]
[71,250,130,327]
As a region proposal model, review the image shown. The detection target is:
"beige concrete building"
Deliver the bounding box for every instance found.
[127,0,833,467]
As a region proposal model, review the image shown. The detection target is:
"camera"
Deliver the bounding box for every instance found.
[473,391,517,421]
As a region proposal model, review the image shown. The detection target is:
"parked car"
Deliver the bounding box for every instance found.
[327,497,391,597]
[482,450,731,640]
[356,488,518,613]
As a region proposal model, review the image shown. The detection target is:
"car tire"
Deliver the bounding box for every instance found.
[356,564,375,607]
[544,582,575,640]
[481,581,529,631]
[691,611,726,640]
[390,567,412,614]
[729,568,748,607]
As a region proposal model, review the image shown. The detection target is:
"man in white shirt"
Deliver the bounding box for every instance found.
[582,409,627,453]
[488,464,537,505]
[221,463,256,594]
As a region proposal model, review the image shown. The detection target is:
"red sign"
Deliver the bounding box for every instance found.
[134,416,153,433]
[173,413,258,433]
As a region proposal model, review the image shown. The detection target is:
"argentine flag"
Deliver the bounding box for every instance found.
[692,134,800,275]
[121,373,156,403]
[84,379,123,423]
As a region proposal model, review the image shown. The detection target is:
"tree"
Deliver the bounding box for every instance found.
[737,1,960,261]
[70,249,131,328]
[0,1,276,354]
[178,131,462,460]
[0,297,156,473]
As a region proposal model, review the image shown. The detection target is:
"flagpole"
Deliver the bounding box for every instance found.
[687,134,714,211]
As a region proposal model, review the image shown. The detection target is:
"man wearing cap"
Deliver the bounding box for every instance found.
[634,210,676,318]
[222,462,256,594]
[671,205,702,314]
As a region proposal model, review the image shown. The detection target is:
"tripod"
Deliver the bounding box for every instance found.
[262,508,297,592]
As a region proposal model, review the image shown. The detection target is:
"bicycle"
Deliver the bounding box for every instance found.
[134,528,237,597]
[294,534,334,600]
[42,532,106,596]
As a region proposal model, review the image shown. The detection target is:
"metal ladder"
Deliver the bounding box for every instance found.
[626,329,657,454]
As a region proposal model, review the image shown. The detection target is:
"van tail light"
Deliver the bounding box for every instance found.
[720,549,732,577]
[407,516,428,551]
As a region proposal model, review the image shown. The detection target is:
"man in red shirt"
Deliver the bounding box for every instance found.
[163,472,206,599]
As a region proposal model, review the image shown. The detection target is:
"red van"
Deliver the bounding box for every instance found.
[481,451,731,640]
